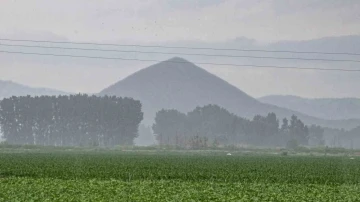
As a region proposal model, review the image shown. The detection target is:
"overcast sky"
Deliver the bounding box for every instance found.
[1,0,360,98]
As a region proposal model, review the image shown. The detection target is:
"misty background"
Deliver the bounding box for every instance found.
[1,0,360,147]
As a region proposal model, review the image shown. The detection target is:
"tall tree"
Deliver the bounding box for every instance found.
[152,109,187,146]
[289,115,309,145]
[308,125,325,146]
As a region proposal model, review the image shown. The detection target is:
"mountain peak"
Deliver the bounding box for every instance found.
[137,57,203,76]
[99,57,263,124]
[160,57,194,68]
[166,57,190,63]
[99,58,360,129]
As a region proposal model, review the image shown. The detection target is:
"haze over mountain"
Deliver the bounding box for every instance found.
[99,57,360,130]
[2,34,360,98]
[0,80,69,100]
[267,35,360,54]
[259,95,360,120]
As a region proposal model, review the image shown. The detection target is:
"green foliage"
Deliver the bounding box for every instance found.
[153,105,312,148]
[0,94,143,147]
[1,178,360,201]
[188,136,208,149]
[0,152,359,183]
[281,151,288,156]
[212,139,220,149]
[325,147,348,154]
[152,109,187,146]
[286,139,299,150]
[309,124,325,146]
[288,115,309,145]
[0,151,360,201]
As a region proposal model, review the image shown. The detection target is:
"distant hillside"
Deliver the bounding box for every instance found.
[0,80,69,100]
[99,57,360,130]
[259,95,360,120]
[267,35,360,54]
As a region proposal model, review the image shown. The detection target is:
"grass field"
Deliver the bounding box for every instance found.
[1,149,360,201]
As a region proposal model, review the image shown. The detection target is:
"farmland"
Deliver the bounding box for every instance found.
[1,150,360,201]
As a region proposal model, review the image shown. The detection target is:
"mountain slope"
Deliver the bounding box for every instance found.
[267,35,360,54]
[0,80,68,100]
[99,57,360,129]
[259,95,360,120]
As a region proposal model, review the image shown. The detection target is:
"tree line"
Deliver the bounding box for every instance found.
[0,94,143,146]
[323,126,360,149]
[152,104,324,148]
[0,95,329,148]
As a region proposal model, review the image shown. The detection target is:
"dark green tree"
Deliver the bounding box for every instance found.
[289,115,309,145]
[308,125,325,146]
[152,109,187,146]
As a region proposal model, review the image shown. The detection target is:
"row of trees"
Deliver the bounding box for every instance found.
[152,105,324,148]
[0,94,143,146]
[0,94,328,148]
[324,126,360,149]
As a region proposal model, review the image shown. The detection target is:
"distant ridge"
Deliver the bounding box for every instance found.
[259,95,360,120]
[100,57,360,129]
[0,80,69,100]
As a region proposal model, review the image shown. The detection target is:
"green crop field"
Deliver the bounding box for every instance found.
[0,150,360,201]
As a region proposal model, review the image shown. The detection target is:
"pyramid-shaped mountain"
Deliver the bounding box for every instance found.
[99,57,360,129]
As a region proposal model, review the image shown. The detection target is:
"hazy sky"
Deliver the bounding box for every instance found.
[1,0,360,98]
